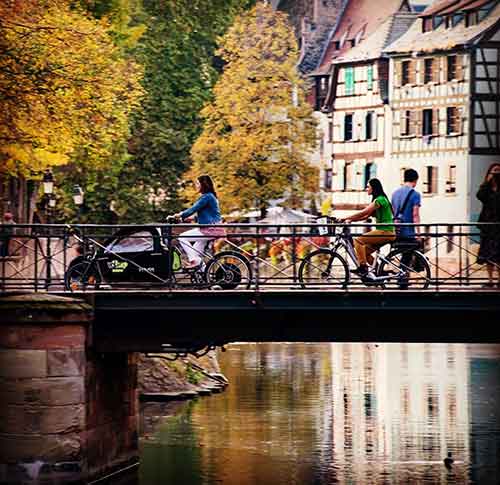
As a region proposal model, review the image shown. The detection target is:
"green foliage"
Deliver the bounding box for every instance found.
[119,0,256,223]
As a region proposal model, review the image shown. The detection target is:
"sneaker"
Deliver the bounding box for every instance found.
[352,265,368,276]
[361,270,377,283]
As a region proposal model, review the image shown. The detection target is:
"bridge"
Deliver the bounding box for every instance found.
[1,222,499,482]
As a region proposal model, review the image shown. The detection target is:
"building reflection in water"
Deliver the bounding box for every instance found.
[138,343,500,485]
[325,343,470,484]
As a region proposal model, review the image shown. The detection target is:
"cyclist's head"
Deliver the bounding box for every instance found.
[404,168,419,183]
[197,175,217,198]
[367,178,388,200]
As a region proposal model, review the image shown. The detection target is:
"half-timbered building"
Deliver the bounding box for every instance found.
[384,0,500,222]
[309,0,418,212]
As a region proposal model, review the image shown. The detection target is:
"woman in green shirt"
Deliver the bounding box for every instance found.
[340,178,396,277]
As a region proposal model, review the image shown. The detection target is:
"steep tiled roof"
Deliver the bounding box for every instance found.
[335,12,418,63]
[299,25,337,74]
[419,0,460,16]
[385,1,500,53]
[419,0,491,15]
[313,0,412,74]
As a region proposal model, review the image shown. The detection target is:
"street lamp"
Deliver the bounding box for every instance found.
[42,170,54,195]
[73,185,84,207]
[48,194,56,210]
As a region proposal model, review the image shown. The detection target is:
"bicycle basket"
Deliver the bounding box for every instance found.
[316,217,338,236]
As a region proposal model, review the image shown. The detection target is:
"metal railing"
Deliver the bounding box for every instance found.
[1,221,499,292]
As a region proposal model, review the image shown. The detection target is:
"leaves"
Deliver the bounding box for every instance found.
[0,0,143,181]
[186,3,318,216]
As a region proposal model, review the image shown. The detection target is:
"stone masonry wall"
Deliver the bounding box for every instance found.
[0,294,139,483]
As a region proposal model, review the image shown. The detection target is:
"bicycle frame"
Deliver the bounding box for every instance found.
[327,224,413,283]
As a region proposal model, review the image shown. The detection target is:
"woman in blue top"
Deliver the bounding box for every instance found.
[174,174,222,268]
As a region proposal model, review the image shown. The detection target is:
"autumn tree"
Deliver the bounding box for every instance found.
[186,2,318,217]
[0,0,143,177]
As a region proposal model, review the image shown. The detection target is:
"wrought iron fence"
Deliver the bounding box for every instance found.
[0,221,499,292]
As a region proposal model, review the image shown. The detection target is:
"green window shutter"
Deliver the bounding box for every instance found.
[345,67,354,95]
[367,65,373,90]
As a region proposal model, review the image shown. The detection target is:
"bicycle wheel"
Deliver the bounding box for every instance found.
[377,249,430,289]
[64,261,101,291]
[204,251,252,290]
[298,249,349,289]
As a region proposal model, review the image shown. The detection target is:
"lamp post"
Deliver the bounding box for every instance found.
[42,171,55,289]
[42,170,54,196]
[72,185,84,220]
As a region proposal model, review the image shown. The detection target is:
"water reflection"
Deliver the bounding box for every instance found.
[139,343,500,485]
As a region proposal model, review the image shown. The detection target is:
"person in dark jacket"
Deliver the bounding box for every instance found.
[477,163,500,287]
[174,174,222,268]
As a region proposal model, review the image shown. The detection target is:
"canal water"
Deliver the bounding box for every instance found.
[137,343,500,485]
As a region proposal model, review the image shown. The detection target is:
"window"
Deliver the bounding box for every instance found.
[345,67,355,95]
[316,76,329,110]
[364,162,377,187]
[422,17,433,32]
[365,111,375,140]
[400,110,413,136]
[465,10,478,27]
[447,55,457,81]
[328,121,333,142]
[334,41,340,50]
[344,113,353,141]
[323,168,333,190]
[422,109,434,136]
[367,65,373,90]
[424,58,435,83]
[445,15,451,28]
[446,107,461,134]
[400,167,407,185]
[424,166,438,194]
[433,15,444,29]
[402,60,411,85]
[452,13,464,26]
[107,231,154,253]
[446,165,457,193]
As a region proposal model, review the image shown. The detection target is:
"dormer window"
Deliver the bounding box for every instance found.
[433,15,444,29]
[452,13,464,26]
[422,17,433,33]
[465,10,478,27]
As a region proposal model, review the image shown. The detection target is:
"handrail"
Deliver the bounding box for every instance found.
[1,222,499,293]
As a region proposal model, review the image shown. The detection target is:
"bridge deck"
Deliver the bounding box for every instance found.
[58,289,500,351]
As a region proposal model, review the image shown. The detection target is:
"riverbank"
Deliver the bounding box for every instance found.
[138,350,228,401]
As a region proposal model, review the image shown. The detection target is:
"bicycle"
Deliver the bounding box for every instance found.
[64,221,252,291]
[298,217,431,289]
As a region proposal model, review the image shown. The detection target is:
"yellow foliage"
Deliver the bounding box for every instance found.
[0,0,143,178]
[186,3,318,214]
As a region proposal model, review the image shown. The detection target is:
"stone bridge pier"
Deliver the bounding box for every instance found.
[0,294,139,483]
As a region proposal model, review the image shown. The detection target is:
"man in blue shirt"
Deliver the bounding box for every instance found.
[392,169,421,239]
[391,169,421,275]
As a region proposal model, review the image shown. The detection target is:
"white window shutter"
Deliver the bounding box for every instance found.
[372,112,378,140]
[334,160,345,190]
[338,113,345,141]
[355,160,364,190]
[359,112,366,141]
